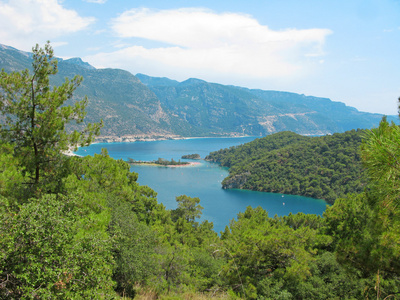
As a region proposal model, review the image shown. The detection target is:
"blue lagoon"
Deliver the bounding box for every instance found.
[75,137,327,233]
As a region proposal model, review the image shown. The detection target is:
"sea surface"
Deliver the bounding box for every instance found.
[75,137,328,233]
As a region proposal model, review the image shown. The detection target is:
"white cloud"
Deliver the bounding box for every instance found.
[91,8,332,81]
[51,41,68,48]
[0,0,95,51]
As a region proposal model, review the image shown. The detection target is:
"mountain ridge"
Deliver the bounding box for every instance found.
[0,43,396,141]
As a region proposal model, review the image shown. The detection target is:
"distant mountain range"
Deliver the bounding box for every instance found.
[0,44,396,141]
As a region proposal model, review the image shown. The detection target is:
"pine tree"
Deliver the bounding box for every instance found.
[0,42,102,187]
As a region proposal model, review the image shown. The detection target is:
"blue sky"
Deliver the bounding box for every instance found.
[0,0,399,115]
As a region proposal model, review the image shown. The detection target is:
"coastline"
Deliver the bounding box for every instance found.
[69,135,257,156]
[92,132,330,144]
[94,134,253,144]
[62,149,81,157]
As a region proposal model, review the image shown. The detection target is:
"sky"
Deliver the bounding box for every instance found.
[0,0,399,115]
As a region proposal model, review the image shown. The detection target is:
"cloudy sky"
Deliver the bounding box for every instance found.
[0,0,399,115]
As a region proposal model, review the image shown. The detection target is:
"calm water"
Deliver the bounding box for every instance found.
[75,137,327,233]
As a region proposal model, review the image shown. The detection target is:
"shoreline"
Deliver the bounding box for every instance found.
[69,135,257,156]
[94,134,254,144]
[62,149,81,157]
[92,131,330,144]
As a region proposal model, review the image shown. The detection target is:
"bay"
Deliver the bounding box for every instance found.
[75,137,327,233]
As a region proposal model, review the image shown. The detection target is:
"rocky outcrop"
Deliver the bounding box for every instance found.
[222,172,251,189]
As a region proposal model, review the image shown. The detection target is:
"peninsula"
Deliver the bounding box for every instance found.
[126,157,200,167]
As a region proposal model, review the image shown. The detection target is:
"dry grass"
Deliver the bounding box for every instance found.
[119,287,237,300]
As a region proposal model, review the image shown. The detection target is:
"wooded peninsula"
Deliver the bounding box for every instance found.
[127,157,191,166]
[206,130,366,204]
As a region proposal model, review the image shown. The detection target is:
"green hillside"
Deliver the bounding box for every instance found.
[206,130,367,204]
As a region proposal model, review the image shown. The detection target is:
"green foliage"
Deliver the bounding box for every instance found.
[152,195,223,294]
[207,130,366,203]
[0,194,115,299]
[220,207,332,299]
[0,142,24,204]
[181,153,201,159]
[172,195,203,223]
[0,42,102,189]
[206,131,308,167]
[288,251,361,299]
[127,157,190,166]
[323,114,400,299]
[154,157,188,166]
[282,212,325,231]
[324,193,374,273]
[67,149,158,223]
[109,200,159,297]
[361,116,400,210]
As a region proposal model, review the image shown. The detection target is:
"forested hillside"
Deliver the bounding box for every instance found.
[206,130,366,203]
[1,43,399,299]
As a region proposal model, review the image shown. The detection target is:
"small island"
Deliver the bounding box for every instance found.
[127,157,199,167]
[181,153,201,159]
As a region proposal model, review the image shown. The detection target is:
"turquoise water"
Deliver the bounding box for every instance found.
[75,137,328,233]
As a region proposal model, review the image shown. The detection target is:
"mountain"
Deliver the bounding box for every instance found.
[52,61,196,140]
[64,57,96,70]
[0,44,32,72]
[143,75,396,136]
[0,44,198,141]
[136,73,179,87]
[0,44,396,140]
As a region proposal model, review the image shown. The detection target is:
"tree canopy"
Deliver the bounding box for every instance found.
[0,42,102,188]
